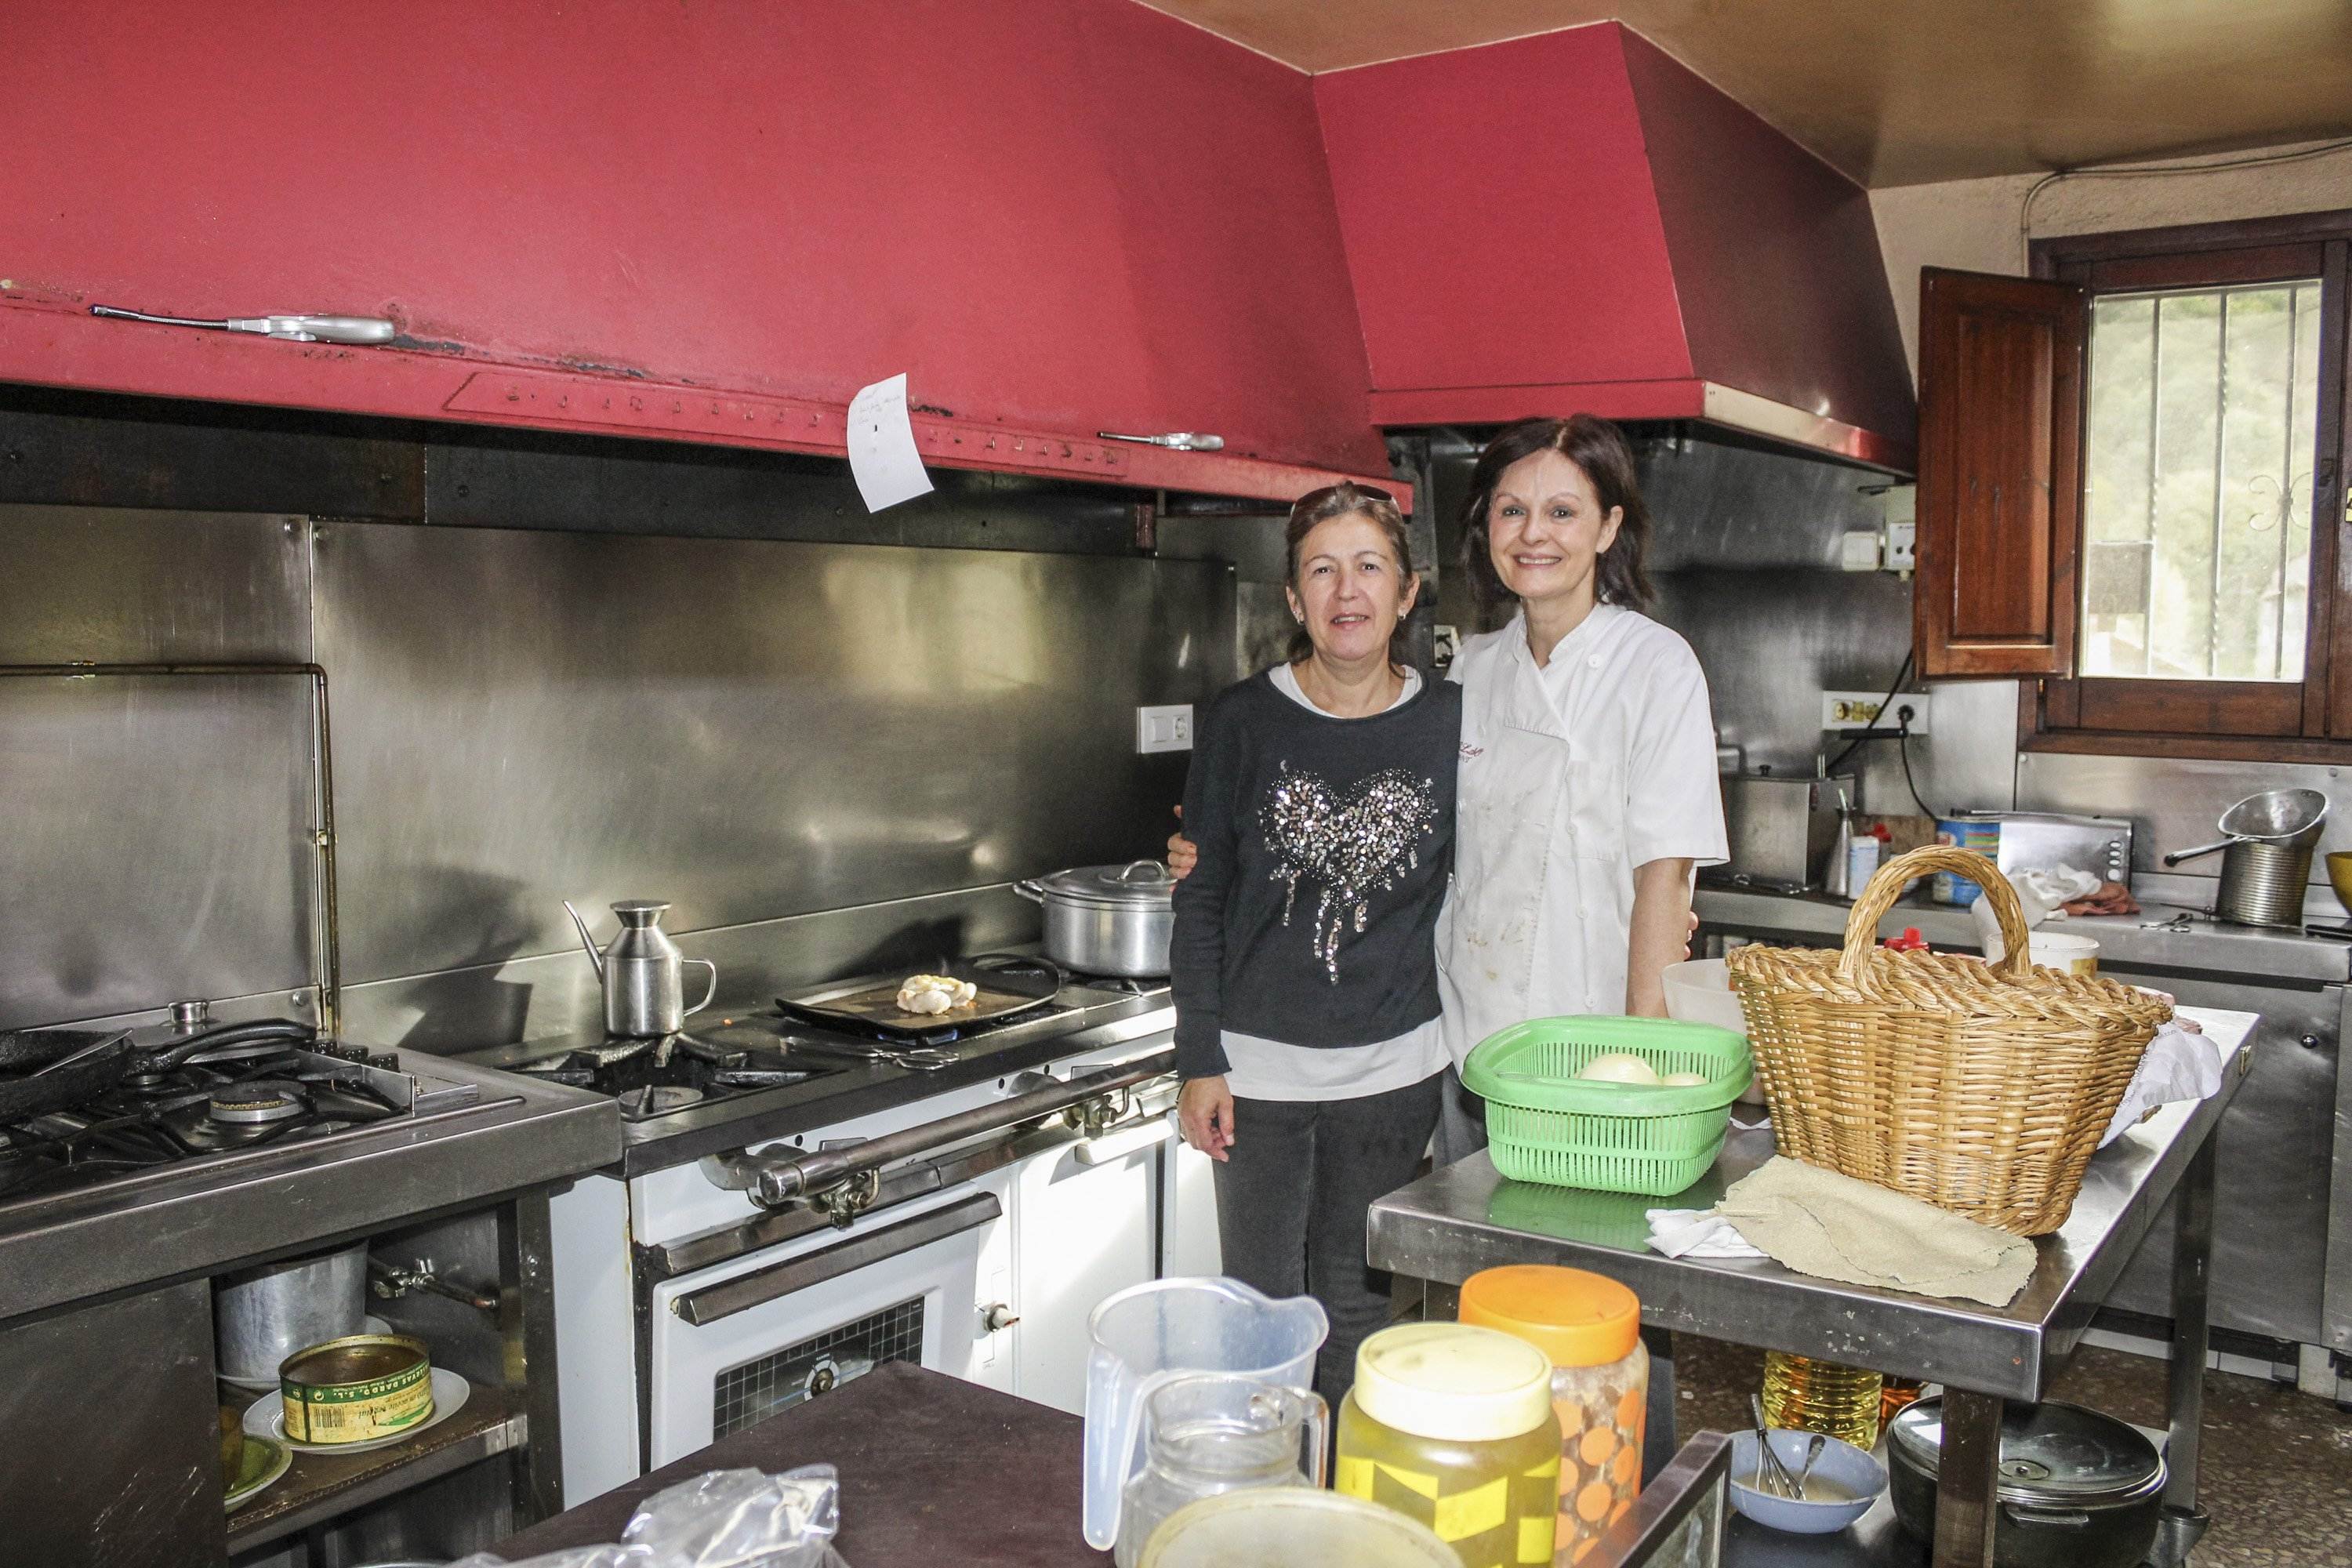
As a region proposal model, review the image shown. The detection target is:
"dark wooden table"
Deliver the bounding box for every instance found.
[492,1363,1109,1566]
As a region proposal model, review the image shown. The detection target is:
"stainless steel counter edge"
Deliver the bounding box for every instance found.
[1696,885,2352,985]
[0,1059,620,1324]
[1367,1038,2249,1404]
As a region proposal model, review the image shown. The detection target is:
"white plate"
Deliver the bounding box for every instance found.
[218,1316,395,1392]
[223,1432,292,1512]
[242,1367,470,1454]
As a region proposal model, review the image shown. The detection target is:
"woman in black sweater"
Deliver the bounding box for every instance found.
[1171,481,1461,1403]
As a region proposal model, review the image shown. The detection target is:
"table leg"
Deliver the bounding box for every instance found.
[2151,1132,2217,1568]
[1931,1388,2002,1568]
[1640,1325,1675,1486]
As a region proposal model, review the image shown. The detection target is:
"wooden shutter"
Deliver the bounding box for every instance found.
[1914,267,2087,678]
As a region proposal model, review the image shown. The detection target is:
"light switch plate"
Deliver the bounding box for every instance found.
[1839,529,1882,572]
[1137,703,1193,753]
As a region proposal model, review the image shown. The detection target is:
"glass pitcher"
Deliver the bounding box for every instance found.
[1114,1374,1329,1568]
[1083,1276,1328,1551]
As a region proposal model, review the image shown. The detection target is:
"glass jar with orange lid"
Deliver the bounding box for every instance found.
[1334,1323,1562,1568]
[1460,1265,1649,1566]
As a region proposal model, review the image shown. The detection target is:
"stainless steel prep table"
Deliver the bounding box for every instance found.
[1368,1010,2253,1568]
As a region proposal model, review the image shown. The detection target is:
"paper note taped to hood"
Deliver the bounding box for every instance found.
[847,372,935,513]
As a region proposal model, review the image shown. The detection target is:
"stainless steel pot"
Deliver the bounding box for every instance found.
[1016,860,1175,978]
[2161,789,2330,928]
[1886,1397,2165,1568]
[214,1241,368,1384]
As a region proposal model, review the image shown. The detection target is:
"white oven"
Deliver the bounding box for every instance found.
[553,1023,1181,1499]
[647,1173,1014,1464]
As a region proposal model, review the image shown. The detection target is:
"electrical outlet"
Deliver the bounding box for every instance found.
[1137,703,1193,753]
[1886,520,1918,572]
[1821,691,1931,734]
[1838,529,1882,572]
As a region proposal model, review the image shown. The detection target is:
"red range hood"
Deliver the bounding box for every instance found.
[1314,23,1918,472]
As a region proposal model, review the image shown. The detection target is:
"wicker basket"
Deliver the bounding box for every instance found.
[1725,844,2169,1235]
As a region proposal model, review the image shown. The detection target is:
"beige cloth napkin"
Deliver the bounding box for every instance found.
[1715,1156,2037,1308]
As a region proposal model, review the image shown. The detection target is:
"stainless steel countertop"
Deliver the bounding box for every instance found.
[1696,881,2351,985]
[1369,1010,2255,1404]
[0,1054,619,1323]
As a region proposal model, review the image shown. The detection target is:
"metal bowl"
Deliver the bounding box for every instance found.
[2218,787,2328,848]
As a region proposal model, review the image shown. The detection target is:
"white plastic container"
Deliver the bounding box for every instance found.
[1661,958,1766,1106]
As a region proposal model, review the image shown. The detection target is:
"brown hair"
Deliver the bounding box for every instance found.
[1457,414,1654,627]
[1284,481,1417,665]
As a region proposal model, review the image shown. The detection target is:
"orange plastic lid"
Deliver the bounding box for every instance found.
[1460,1265,1640,1367]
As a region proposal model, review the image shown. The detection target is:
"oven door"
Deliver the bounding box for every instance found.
[647,1182,1006,1465]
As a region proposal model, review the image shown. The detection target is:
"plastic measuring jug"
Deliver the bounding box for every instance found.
[1083,1276,1328,1550]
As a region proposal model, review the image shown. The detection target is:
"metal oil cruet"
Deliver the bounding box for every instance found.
[564,898,718,1037]
[1114,1373,1329,1568]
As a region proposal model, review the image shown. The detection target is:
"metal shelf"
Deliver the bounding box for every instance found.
[224,1381,528,1555]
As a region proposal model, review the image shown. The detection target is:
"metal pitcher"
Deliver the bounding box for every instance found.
[564,899,718,1037]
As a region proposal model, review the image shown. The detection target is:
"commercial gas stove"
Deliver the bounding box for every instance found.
[495,957,1191,1504]
[463,957,1175,1177]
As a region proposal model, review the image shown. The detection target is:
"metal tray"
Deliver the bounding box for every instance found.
[779,957,1058,1037]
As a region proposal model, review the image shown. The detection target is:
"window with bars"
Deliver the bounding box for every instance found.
[2080,280,2322,683]
[2005,211,2352,754]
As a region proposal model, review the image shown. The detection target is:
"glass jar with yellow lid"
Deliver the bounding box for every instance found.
[1334,1322,1561,1568]
[1460,1265,1650,1566]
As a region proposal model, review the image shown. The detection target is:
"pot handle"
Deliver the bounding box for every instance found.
[2002,1504,2092,1528]
[2162,839,2233,867]
[1013,880,1046,904]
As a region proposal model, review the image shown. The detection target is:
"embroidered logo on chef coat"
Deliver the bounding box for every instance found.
[1259,761,1440,984]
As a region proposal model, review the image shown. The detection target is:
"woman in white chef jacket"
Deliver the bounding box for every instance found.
[1428,413,1728,1159]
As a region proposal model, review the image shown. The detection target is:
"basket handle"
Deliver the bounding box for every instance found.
[1836,844,2034,986]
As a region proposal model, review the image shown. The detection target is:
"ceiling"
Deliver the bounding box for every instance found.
[1138,1,2352,187]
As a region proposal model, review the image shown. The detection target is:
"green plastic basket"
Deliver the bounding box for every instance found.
[1461,1015,1754,1197]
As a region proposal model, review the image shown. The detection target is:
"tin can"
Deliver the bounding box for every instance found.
[1932,818,2000,906]
[278,1334,434,1445]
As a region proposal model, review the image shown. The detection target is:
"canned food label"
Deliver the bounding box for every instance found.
[282,1364,433,1443]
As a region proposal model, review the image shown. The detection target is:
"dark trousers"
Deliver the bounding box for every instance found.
[1210,1073,1443,1410]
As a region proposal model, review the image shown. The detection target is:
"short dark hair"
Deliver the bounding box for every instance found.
[1457,414,1654,627]
[1284,481,1417,664]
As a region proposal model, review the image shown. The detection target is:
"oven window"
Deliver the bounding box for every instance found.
[712,1296,927,1439]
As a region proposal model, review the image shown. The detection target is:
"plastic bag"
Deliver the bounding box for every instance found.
[448,1464,849,1568]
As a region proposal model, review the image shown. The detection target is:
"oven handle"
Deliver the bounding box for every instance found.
[672,1189,1004,1327]
[702,1046,1175,1207]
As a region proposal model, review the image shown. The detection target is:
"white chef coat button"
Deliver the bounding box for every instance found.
[1586,654,1602,669]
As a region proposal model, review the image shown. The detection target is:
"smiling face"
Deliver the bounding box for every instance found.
[1486,448,1624,611]
[1286,510,1418,666]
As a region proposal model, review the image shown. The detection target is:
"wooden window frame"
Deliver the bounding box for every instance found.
[2022,208,2352,764]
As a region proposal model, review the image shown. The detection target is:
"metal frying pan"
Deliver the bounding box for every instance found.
[2162,788,2329,866]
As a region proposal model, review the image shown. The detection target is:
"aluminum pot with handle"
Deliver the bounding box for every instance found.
[564,898,718,1036]
[1017,861,1175,978]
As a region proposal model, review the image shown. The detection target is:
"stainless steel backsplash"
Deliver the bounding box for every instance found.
[1,506,1232,1040]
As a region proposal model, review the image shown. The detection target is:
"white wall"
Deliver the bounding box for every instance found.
[1871,138,2352,380]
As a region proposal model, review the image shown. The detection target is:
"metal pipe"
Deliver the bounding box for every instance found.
[706,1047,1175,1207]
[0,660,342,1034]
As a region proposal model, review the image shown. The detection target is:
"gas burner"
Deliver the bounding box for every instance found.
[618,1085,706,1121]
[209,1082,307,1126]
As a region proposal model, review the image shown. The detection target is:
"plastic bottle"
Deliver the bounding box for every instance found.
[1335,1323,1561,1568]
[1459,1265,1649,1566]
[1760,1351,1883,1449]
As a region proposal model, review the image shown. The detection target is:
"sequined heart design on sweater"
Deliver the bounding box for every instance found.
[1259,762,1440,982]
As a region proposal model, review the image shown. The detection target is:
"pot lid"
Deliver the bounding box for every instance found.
[1032,860,1177,909]
[1888,1398,2164,1506]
